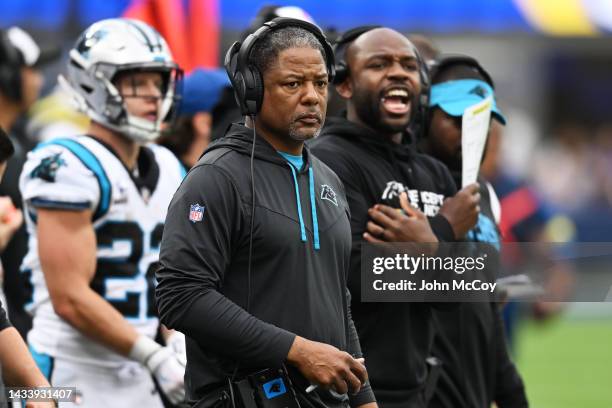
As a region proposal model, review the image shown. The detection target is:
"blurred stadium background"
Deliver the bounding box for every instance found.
[1,1,611,406]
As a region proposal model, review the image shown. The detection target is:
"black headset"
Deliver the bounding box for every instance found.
[224,17,335,117]
[0,29,23,102]
[332,25,381,85]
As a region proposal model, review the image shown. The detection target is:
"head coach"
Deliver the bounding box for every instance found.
[156,18,377,408]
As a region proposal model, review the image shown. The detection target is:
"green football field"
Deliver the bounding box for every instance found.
[516,316,612,408]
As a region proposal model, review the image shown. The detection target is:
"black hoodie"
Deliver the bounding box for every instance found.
[309,117,458,408]
[429,172,528,408]
[156,123,375,407]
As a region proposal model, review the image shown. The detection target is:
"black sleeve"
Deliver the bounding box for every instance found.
[0,298,11,331]
[492,304,529,408]
[429,214,455,242]
[345,289,376,407]
[156,164,295,368]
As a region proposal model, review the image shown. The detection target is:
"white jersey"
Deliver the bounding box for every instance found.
[20,135,185,367]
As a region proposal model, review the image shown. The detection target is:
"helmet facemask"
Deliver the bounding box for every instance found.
[105,64,182,143]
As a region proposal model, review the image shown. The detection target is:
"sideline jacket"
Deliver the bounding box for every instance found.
[429,172,528,408]
[309,117,458,408]
[156,123,375,408]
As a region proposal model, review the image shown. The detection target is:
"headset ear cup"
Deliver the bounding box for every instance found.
[412,49,430,141]
[420,93,428,111]
[420,65,430,89]
[333,61,348,85]
[234,72,247,114]
[231,71,249,115]
[332,24,381,85]
[253,68,264,114]
[224,41,252,116]
[242,66,260,116]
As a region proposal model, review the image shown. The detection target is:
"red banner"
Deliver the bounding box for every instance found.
[123,0,219,72]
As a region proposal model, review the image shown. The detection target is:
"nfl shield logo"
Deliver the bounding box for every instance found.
[189,204,205,223]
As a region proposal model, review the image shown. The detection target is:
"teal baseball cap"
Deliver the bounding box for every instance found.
[429,79,506,125]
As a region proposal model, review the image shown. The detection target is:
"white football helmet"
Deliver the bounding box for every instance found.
[59,18,182,142]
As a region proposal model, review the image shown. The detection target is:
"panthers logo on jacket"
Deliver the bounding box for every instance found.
[321,184,338,206]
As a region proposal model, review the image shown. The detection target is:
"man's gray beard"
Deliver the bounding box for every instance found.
[288,120,324,141]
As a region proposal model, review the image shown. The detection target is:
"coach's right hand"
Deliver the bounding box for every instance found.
[287,336,367,395]
[438,183,481,239]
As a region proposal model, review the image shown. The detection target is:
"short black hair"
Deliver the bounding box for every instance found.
[250,26,326,76]
[0,127,14,163]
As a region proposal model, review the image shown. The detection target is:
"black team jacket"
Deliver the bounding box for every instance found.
[156,123,375,408]
[428,172,528,408]
[309,117,458,408]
